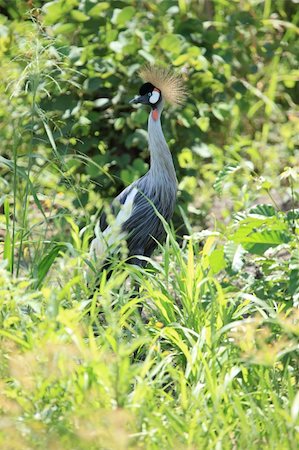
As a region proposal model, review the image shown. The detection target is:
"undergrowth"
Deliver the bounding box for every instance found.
[1,204,299,449]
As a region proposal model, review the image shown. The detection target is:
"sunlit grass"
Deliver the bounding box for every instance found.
[1,219,299,448]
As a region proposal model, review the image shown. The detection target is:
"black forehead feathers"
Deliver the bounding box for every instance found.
[139,82,155,95]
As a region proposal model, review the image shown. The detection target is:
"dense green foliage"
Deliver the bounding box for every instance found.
[0,0,299,449]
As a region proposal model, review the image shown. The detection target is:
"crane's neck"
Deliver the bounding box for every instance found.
[148,102,177,185]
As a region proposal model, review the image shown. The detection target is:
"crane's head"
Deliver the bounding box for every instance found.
[130,82,162,107]
[130,65,187,108]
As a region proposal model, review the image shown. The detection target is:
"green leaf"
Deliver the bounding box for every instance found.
[114,117,125,130]
[289,250,299,296]
[88,2,110,17]
[192,143,211,158]
[196,117,210,132]
[287,209,299,222]
[224,242,245,272]
[212,106,225,121]
[213,164,240,195]
[53,23,77,34]
[43,0,79,25]
[232,225,290,255]
[3,198,12,272]
[249,204,277,217]
[111,7,135,26]
[178,0,187,13]
[43,121,57,153]
[162,327,192,366]
[94,98,109,107]
[230,212,292,255]
[110,40,125,53]
[209,247,227,274]
[160,34,182,53]
[35,244,67,288]
[71,10,90,22]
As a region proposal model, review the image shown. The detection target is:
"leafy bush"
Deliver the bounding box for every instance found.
[1,0,298,226]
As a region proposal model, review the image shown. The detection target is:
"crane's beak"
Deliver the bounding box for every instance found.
[129,96,140,104]
[129,94,148,105]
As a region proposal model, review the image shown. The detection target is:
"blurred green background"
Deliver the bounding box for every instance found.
[0,0,298,242]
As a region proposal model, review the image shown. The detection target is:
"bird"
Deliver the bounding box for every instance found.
[90,65,187,269]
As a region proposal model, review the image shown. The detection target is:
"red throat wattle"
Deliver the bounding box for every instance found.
[152,109,159,121]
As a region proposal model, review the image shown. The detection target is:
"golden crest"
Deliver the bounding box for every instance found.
[139,65,187,106]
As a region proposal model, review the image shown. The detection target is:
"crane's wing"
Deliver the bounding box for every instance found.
[90,185,138,260]
[92,175,176,261]
[99,184,137,232]
[122,187,175,258]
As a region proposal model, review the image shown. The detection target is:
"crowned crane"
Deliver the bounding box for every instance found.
[90,65,186,268]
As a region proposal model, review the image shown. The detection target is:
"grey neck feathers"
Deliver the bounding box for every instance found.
[148,101,177,185]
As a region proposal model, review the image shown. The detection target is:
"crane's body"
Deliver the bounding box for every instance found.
[90,66,186,266]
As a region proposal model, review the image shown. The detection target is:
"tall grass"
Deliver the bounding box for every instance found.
[1,224,299,449]
[3,32,92,285]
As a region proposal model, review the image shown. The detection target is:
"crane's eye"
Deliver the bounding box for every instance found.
[148,92,152,97]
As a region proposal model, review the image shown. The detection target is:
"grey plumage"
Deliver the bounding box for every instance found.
[90,85,178,266]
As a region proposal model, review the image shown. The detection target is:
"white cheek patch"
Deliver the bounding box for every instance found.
[149,90,160,104]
